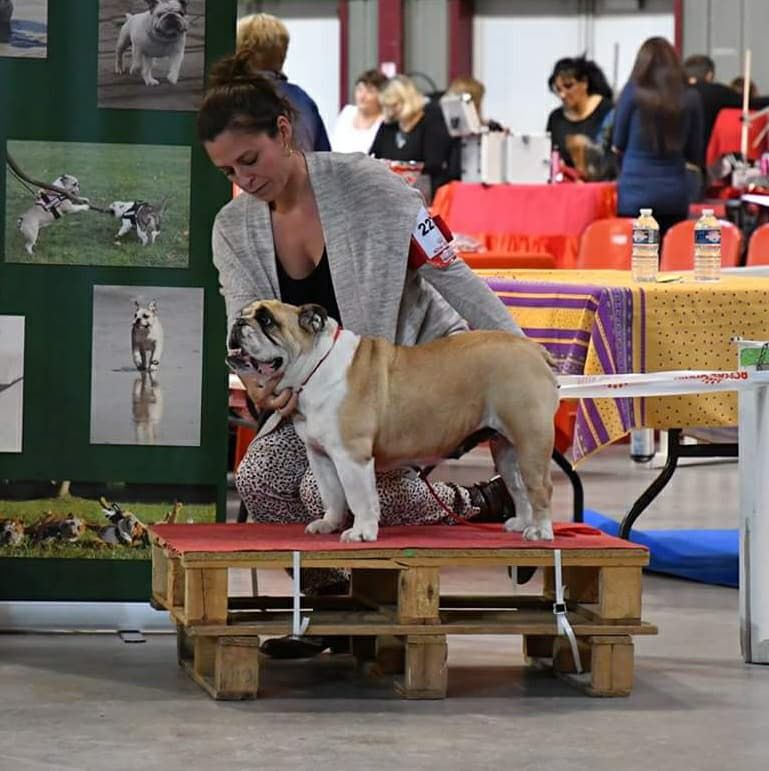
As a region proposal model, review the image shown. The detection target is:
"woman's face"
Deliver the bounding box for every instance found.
[355,82,381,115]
[204,119,293,201]
[381,96,404,122]
[553,73,589,110]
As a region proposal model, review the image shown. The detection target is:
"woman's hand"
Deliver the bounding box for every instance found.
[241,373,298,418]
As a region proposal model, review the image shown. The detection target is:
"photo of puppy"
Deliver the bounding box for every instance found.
[91,285,203,446]
[98,0,205,111]
[0,315,24,454]
[115,0,189,86]
[27,513,87,544]
[16,174,90,255]
[0,0,47,59]
[0,518,25,546]
[131,299,164,371]
[108,200,162,245]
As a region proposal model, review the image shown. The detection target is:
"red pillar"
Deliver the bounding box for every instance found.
[448,0,474,82]
[339,0,349,106]
[378,0,404,72]
[673,0,683,56]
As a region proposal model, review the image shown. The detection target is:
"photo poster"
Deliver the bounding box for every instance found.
[0,1,238,602]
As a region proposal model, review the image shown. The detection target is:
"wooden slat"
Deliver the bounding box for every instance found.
[213,637,260,700]
[151,545,168,600]
[167,557,185,609]
[185,567,228,624]
[398,567,440,624]
[599,567,642,620]
[397,635,448,699]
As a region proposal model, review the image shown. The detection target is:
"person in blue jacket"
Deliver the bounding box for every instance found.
[237,12,331,153]
[612,37,703,236]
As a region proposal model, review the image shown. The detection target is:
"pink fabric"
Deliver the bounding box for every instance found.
[150,522,644,556]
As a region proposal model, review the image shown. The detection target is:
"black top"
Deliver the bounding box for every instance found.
[276,248,341,324]
[370,102,456,196]
[546,97,614,167]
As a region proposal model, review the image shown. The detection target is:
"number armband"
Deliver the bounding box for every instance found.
[408,206,458,270]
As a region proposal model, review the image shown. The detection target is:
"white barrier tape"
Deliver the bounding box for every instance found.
[558,369,769,400]
[553,549,583,675]
[291,550,310,638]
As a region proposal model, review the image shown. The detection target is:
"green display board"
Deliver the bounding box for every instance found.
[0,0,236,600]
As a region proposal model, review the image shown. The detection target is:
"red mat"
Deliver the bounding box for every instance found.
[150,522,644,556]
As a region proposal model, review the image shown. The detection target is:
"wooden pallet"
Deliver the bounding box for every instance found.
[150,537,656,700]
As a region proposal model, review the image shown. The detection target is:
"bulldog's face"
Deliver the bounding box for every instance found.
[0,520,25,547]
[227,300,328,381]
[52,174,80,195]
[133,300,159,329]
[147,0,189,38]
[60,515,85,542]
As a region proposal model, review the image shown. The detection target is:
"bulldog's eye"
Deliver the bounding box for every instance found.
[256,310,274,329]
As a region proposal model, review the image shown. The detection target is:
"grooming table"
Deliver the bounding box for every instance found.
[150,522,656,700]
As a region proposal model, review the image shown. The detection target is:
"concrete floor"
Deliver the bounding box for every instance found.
[1,445,767,771]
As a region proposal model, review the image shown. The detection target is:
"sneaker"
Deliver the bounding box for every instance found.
[466,475,516,522]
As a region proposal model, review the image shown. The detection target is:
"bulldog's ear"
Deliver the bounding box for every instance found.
[145,0,159,8]
[134,300,140,311]
[298,304,328,335]
[149,300,158,313]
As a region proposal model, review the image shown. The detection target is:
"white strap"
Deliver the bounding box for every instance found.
[553,549,583,674]
[291,550,310,637]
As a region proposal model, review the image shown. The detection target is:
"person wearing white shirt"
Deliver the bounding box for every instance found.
[330,69,387,154]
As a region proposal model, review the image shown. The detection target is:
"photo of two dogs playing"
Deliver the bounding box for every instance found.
[5,140,191,267]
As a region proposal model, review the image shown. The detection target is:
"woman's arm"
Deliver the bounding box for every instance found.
[418,257,524,336]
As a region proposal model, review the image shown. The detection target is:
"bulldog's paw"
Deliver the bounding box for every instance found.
[305,518,339,535]
[167,73,180,85]
[523,522,554,542]
[503,516,528,533]
[340,523,379,543]
[144,76,160,86]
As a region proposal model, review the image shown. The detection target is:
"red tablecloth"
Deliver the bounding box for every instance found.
[433,181,617,269]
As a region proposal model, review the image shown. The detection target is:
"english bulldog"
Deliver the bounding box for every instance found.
[17,175,90,255]
[228,300,559,543]
[115,0,189,87]
[131,300,164,371]
[108,200,162,246]
[0,518,25,547]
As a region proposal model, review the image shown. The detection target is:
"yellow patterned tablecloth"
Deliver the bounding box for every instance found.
[481,269,769,461]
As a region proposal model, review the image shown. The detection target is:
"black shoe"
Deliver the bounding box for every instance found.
[467,475,516,523]
[259,635,351,659]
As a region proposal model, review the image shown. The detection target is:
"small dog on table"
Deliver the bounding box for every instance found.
[17,174,90,255]
[228,300,559,543]
[131,300,164,372]
[115,0,189,87]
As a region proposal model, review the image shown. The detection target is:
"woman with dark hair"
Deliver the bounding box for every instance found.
[199,50,525,657]
[546,55,614,169]
[612,37,703,235]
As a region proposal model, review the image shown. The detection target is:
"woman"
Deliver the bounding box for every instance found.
[370,75,455,198]
[198,51,524,657]
[329,68,387,154]
[612,37,703,235]
[546,56,614,169]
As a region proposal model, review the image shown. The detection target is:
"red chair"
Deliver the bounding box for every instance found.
[462,251,556,270]
[576,218,634,269]
[746,223,769,266]
[660,219,743,271]
[706,108,768,169]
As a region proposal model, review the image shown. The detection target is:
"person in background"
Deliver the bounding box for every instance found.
[329,68,387,154]
[237,12,330,152]
[730,75,759,100]
[546,55,614,169]
[613,37,703,236]
[370,74,455,199]
[199,51,525,658]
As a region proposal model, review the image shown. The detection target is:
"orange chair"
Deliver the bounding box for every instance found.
[576,218,634,269]
[660,219,743,272]
[746,223,769,266]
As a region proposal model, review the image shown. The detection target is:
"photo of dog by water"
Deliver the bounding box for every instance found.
[0,0,47,59]
[0,1,13,43]
[98,0,205,111]
[0,315,25,454]
[132,300,164,371]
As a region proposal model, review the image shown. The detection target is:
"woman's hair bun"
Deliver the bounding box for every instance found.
[207,48,258,88]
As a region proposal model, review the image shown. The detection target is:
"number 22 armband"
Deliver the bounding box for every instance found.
[408,206,458,270]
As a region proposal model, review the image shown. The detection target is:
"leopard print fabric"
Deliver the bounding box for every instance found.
[235,420,478,592]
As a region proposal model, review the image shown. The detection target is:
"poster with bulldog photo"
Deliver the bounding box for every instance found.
[0,315,24,453]
[90,285,203,447]
[5,139,191,267]
[97,0,206,111]
[0,0,47,59]
[0,479,216,560]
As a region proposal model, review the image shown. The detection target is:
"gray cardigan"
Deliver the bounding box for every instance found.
[211,151,522,344]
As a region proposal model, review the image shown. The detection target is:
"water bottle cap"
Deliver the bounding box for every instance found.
[639,208,652,215]
[702,208,714,216]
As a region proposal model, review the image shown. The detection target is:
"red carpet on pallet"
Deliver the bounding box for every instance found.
[150,522,643,555]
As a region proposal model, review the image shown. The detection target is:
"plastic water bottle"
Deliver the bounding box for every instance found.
[694,208,721,282]
[631,208,660,282]
[630,428,655,463]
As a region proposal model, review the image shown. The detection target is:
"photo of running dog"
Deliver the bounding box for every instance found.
[5,139,190,267]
